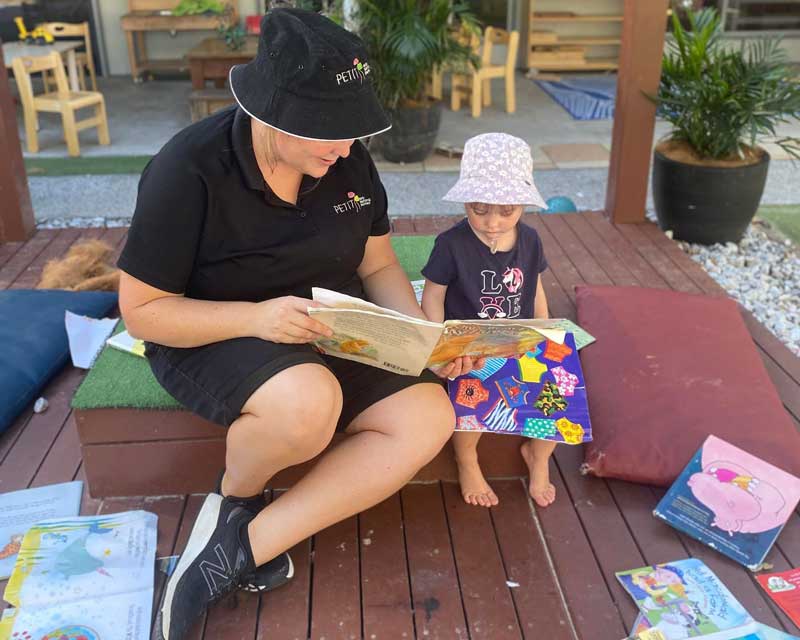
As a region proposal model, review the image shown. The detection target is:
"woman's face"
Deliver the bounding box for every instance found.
[275,131,355,177]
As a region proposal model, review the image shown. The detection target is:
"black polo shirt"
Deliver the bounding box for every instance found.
[118,106,390,303]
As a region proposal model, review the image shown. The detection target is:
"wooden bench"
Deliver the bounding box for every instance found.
[188,87,234,121]
[120,0,237,82]
[74,407,530,497]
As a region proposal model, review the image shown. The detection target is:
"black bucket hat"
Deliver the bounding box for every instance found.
[229,8,391,141]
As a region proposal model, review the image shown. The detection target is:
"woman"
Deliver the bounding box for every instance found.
[118,9,476,640]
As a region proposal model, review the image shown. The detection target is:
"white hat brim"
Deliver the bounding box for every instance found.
[442,176,547,209]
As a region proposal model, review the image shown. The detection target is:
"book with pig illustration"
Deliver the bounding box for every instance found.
[309,287,568,376]
[447,332,592,443]
[654,436,800,571]
[0,510,157,640]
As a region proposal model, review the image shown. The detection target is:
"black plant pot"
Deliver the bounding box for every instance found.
[381,101,443,164]
[652,148,770,245]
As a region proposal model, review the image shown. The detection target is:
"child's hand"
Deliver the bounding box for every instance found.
[431,356,486,380]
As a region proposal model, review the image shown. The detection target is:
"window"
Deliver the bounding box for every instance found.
[696,0,800,33]
[467,0,508,28]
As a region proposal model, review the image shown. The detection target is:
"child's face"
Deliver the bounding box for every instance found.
[465,203,524,247]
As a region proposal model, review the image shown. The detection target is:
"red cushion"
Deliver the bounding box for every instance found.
[577,285,800,486]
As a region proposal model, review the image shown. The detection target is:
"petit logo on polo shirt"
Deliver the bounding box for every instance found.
[336,58,371,85]
[333,191,372,214]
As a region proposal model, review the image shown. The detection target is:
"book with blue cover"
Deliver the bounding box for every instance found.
[617,559,753,638]
[629,611,799,639]
[653,435,800,571]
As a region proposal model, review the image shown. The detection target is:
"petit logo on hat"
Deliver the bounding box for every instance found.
[333,190,371,213]
[336,57,371,85]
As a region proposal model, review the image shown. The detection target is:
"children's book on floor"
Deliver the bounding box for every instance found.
[0,510,158,640]
[0,481,83,579]
[653,435,800,571]
[756,568,800,630]
[448,332,591,443]
[309,287,569,376]
[617,558,799,639]
[629,613,799,639]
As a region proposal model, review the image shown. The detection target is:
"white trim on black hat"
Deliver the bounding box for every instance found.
[229,66,392,142]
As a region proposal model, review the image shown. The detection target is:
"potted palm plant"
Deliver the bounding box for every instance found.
[357,0,479,163]
[651,8,800,245]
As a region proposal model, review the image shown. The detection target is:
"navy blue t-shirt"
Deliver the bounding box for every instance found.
[422,219,548,320]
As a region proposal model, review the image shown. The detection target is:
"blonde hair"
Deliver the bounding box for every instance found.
[254,121,279,171]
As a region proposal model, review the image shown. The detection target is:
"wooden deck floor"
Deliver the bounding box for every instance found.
[1,214,798,640]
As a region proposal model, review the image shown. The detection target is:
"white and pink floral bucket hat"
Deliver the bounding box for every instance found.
[443,132,547,208]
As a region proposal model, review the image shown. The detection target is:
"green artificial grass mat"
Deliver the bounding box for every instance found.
[25,156,152,177]
[757,205,800,245]
[389,234,435,281]
[71,320,183,411]
[71,235,435,411]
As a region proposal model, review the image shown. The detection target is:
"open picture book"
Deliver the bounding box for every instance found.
[309,287,569,376]
[0,510,157,640]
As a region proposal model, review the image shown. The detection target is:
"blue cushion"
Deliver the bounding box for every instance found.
[0,289,118,434]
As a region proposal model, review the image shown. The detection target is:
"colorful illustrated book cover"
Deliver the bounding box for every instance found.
[617,558,753,638]
[309,287,566,376]
[757,568,800,630]
[0,510,157,640]
[654,435,800,571]
[629,613,799,640]
[0,481,82,580]
[448,333,591,443]
[410,280,596,349]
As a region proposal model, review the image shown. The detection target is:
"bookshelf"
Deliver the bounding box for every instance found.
[527,1,623,72]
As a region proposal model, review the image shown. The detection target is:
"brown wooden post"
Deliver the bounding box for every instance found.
[605,0,670,224]
[0,40,35,242]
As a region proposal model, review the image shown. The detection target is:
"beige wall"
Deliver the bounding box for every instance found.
[99,0,260,76]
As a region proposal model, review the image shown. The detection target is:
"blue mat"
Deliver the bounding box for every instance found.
[535,75,617,120]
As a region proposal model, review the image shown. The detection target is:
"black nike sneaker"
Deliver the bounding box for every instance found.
[214,471,294,593]
[159,493,255,640]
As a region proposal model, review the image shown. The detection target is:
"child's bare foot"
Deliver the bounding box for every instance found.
[520,441,556,507]
[456,456,499,507]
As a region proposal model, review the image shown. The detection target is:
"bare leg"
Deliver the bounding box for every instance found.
[520,438,557,507]
[221,363,343,498]
[452,431,498,507]
[231,379,454,566]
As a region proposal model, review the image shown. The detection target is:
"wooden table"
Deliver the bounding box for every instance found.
[2,40,83,92]
[186,36,258,89]
[120,1,237,82]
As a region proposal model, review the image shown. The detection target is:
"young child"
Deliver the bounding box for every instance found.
[421,132,557,508]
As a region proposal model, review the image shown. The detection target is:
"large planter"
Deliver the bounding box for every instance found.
[652,147,770,245]
[381,101,443,164]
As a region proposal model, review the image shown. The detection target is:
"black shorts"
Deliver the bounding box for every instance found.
[145,338,441,429]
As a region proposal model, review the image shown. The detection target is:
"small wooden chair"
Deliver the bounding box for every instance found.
[428,26,481,100]
[451,26,520,118]
[39,21,97,91]
[12,52,110,157]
